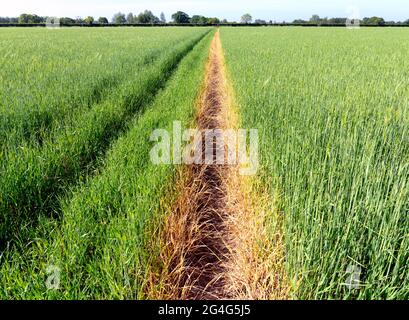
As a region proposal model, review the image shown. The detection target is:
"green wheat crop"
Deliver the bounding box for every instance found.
[221,27,409,300]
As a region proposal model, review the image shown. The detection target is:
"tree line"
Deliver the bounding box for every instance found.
[0,11,223,25]
[1,12,409,26]
[293,15,409,26]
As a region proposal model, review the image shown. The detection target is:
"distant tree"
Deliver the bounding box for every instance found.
[135,10,159,24]
[0,17,17,23]
[126,13,135,24]
[98,17,109,24]
[309,14,321,24]
[191,15,207,24]
[376,17,386,25]
[328,17,347,24]
[112,12,126,24]
[320,17,329,25]
[293,19,307,24]
[160,12,166,23]
[207,17,220,24]
[362,16,385,25]
[18,14,44,24]
[60,17,76,24]
[18,13,28,23]
[254,19,267,24]
[404,19,409,25]
[84,16,94,25]
[172,11,190,24]
[221,19,228,24]
[190,15,219,25]
[240,13,252,24]
[35,15,45,23]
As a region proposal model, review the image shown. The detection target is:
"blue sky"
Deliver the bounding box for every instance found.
[2,0,409,22]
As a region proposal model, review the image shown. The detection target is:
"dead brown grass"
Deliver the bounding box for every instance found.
[146,30,289,300]
[223,175,289,299]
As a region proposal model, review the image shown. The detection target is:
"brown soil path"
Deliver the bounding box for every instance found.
[148,29,288,300]
[164,29,233,300]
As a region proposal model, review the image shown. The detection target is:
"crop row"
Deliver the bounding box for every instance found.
[221,27,409,299]
[0,28,210,248]
[0,29,214,299]
[0,28,205,151]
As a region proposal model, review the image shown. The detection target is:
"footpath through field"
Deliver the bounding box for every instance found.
[149,30,288,300]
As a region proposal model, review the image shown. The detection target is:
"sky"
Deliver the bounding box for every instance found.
[1,0,409,22]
